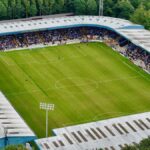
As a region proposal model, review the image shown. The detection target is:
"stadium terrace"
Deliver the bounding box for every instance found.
[0,16,150,73]
[35,112,150,150]
[0,92,36,148]
[0,15,150,149]
[0,16,150,52]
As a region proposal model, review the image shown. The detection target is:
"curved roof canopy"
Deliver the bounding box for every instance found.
[35,112,150,150]
[0,16,150,52]
[0,92,36,147]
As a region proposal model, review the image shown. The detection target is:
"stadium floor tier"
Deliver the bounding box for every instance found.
[0,42,150,137]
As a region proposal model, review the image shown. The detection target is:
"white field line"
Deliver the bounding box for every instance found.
[108,48,150,81]
[0,55,26,66]
[54,75,139,91]
[62,112,128,127]
[55,78,98,89]
[18,53,31,56]
[0,45,88,66]
[61,112,131,127]
[6,75,140,96]
[61,110,150,127]
[53,75,140,94]
[0,56,10,65]
[0,54,87,66]
[122,61,150,82]
[97,75,140,84]
[76,47,87,57]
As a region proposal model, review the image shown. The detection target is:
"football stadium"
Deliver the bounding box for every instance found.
[0,13,150,150]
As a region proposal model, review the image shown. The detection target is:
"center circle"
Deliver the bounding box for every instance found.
[55,77,99,93]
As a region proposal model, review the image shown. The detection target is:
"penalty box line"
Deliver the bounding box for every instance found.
[0,54,87,66]
[122,61,150,82]
[61,109,150,127]
[6,75,140,96]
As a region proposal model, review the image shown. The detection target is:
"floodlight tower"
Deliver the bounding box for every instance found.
[99,0,104,16]
[40,102,55,137]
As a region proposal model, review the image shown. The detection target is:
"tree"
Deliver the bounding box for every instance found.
[138,136,150,149]
[22,0,30,18]
[130,0,141,8]
[64,0,75,13]
[30,0,38,17]
[74,0,97,15]
[131,4,150,30]
[145,10,150,30]
[15,0,23,18]
[5,144,27,150]
[36,0,44,16]
[122,145,137,150]
[122,137,150,150]
[48,0,55,14]
[113,0,134,19]
[0,0,149,31]
[103,0,114,16]
[87,0,97,15]
[0,1,7,19]
[9,0,16,19]
[53,0,65,13]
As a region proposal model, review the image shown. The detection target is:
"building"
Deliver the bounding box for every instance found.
[35,112,150,150]
[0,92,36,148]
[0,16,149,53]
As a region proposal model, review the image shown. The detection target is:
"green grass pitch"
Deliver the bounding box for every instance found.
[0,42,150,138]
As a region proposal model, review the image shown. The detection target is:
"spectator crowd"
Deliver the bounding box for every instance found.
[0,27,149,73]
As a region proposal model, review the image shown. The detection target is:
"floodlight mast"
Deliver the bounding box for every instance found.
[40,103,55,137]
[99,0,104,16]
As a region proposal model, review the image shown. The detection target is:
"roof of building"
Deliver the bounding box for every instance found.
[0,15,149,53]
[0,92,36,147]
[0,13,74,24]
[35,112,150,150]
[0,16,132,34]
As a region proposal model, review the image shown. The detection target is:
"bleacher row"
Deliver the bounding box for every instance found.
[0,15,150,74]
[0,16,132,35]
[117,29,150,52]
[0,26,150,74]
[35,112,150,150]
[0,92,36,147]
[0,15,149,53]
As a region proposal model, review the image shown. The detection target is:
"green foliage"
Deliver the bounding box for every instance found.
[0,1,7,19]
[130,4,150,30]
[113,0,134,19]
[122,145,137,150]
[103,0,114,16]
[30,0,37,17]
[74,0,97,15]
[122,137,150,150]
[138,137,150,150]
[0,0,149,29]
[5,144,27,150]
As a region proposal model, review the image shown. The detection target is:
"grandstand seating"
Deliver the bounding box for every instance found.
[0,15,150,149]
[0,27,150,73]
[0,16,150,74]
[35,112,150,150]
[0,92,36,148]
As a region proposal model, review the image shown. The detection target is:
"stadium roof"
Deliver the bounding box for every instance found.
[0,16,150,53]
[0,92,36,147]
[35,112,150,150]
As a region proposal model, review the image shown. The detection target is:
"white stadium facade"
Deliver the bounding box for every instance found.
[35,112,150,150]
[0,15,150,149]
[0,92,36,148]
[0,16,150,52]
